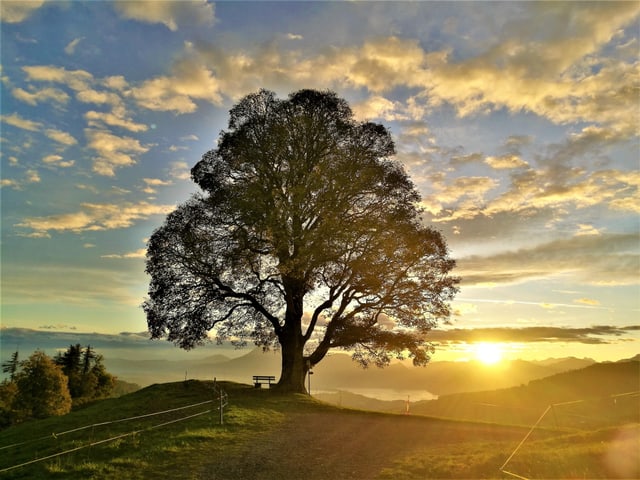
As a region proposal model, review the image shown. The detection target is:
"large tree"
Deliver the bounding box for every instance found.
[144,89,459,393]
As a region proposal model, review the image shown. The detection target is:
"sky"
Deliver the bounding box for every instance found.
[1,1,639,365]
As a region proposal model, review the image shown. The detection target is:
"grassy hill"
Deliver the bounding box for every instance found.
[409,360,640,428]
[0,380,637,479]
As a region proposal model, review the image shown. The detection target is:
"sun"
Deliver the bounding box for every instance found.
[473,342,503,365]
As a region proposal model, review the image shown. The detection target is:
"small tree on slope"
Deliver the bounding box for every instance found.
[15,351,71,419]
[144,89,459,393]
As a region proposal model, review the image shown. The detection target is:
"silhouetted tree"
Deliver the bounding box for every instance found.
[55,344,114,402]
[1,351,19,381]
[15,351,71,419]
[55,343,83,397]
[82,345,95,375]
[144,89,459,393]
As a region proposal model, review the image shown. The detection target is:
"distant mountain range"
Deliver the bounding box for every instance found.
[315,358,640,429]
[103,346,613,399]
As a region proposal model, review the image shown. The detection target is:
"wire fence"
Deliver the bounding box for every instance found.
[498,391,639,480]
[0,381,229,474]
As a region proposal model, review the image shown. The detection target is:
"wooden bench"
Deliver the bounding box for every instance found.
[253,375,276,388]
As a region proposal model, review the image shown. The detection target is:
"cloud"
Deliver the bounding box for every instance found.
[423,3,640,133]
[76,89,122,107]
[1,261,146,307]
[25,169,40,183]
[0,327,241,357]
[12,86,70,106]
[421,176,498,217]
[422,123,639,223]
[574,298,601,306]
[22,65,93,91]
[15,201,175,237]
[64,37,83,55]
[451,152,484,165]
[1,112,43,131]
[429,325,640,344]
[113,0,215,31]
[575,224,601,236]
[0,178,20,189]
[130,57,223,113]
[168,161,191,181]
[85,110,148,132]
[85,128,150,176]
[0,0,45,23]
[351,95,419,122]
[458,233,639,286]
[142,177,173,194]
[103,76,128,91]
[101,248,147,259]
[484,154,528,170]
[42,154,74,168]
[45,128,77,146]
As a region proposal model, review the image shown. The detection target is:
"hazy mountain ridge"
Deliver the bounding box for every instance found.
[102,346,607,399]
[316,359,640,428]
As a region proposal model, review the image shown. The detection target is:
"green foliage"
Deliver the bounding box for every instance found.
[55,345,115,405]
[14,351,72,420]
[1,347,119,427]
[0,381,19,428]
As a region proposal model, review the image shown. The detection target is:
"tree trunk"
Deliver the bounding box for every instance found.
[275,276,308,394]
[276,332,307,394]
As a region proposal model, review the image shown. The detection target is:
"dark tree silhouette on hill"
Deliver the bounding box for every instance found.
[144,89,459,393]
[55,344,114,402]
[1,351,19,381]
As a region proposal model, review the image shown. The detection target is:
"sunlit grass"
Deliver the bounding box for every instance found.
[1,380,636,479]
[379,424,640,480]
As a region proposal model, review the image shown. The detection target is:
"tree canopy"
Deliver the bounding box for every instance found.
[144,89,459,392]
[14,351,72,420]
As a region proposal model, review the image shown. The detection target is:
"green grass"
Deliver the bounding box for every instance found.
[0,380,637,479]
[378,424,640,480]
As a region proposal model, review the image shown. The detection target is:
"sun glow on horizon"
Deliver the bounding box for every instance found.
[473,342,503,365]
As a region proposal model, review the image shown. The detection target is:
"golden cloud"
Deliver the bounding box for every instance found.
[85,110,148,133]
[422,176,498,217]
[458,233,639,286]
[1,112,43,131]
[22,65,93,92]
[85,128,150,176]
[42,154,74,168]
[574,298,601,306]
[15,201,175,236]
[76,89,122,107]
[45,128,77,146]
[101,248,148,259]
[113,0,215,31]
[0,0,45,23]
[12,86,70,106]
[130,59,223,113]
[484,154,528,170]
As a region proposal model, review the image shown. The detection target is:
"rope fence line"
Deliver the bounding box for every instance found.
[498,390,640,480]
[0,399,215,452]
[0,409,212,474]
[0,381,230,474]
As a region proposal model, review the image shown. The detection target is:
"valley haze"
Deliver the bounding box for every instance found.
[3,327,633,401]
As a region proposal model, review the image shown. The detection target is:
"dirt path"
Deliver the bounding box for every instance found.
[199,410,527,480]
